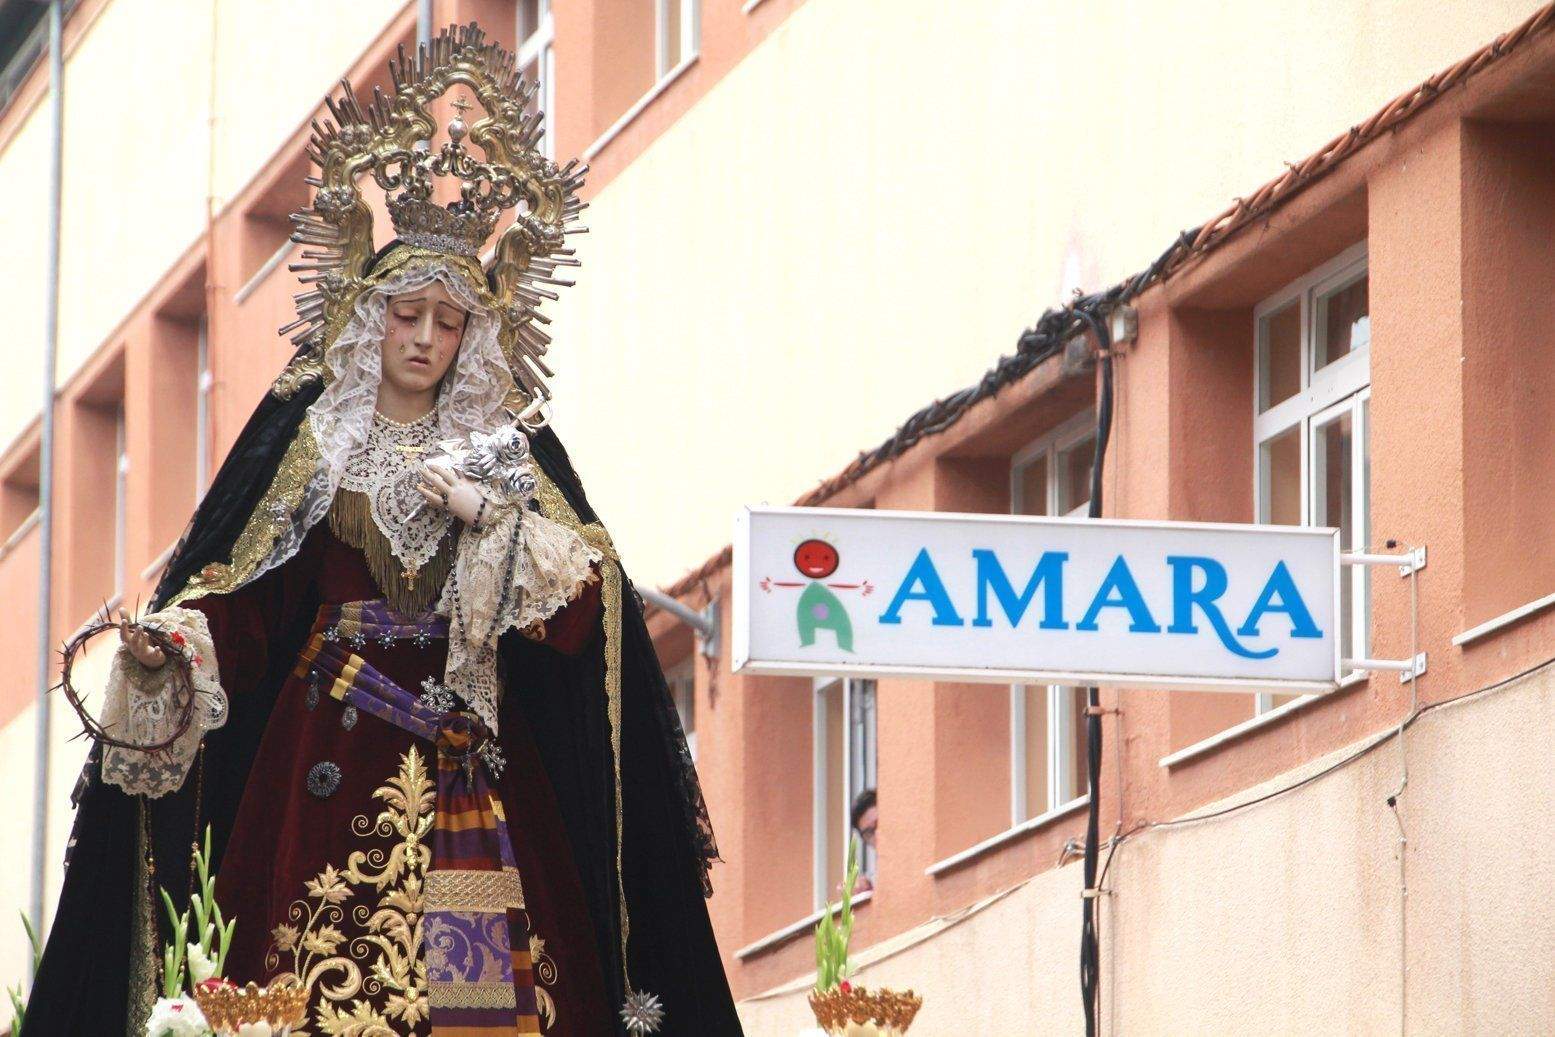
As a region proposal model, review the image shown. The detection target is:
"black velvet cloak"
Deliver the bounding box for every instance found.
[25,366,742,1035]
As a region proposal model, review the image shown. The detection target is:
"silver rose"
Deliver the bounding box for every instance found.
[490,425,531,466]
[496,465,539,502]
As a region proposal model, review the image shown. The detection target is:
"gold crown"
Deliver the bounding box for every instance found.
[382,96,511,257]
[385,197,496,257]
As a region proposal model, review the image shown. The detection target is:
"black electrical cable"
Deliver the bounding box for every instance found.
[999,232,1190,1036]
[1074,307,1114,1037]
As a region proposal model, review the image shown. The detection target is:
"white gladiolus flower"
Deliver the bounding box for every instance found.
[186,942,217,984]
[145,995,209,1037]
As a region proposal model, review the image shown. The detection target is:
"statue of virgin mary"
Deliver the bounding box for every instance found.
[25,23,741,1037]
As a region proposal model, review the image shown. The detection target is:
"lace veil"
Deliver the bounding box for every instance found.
[250,257,515,586]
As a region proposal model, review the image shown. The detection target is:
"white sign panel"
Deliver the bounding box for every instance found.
[733,506,1340,693]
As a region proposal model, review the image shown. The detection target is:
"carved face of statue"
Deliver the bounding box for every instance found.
[380,279,469,397]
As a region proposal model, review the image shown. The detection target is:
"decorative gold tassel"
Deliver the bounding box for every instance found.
[328,489,454,614]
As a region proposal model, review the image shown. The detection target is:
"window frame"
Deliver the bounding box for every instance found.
[114,405,128,599]
[1008,411,1095,825]
[195,316,211,502]
[1251,241,1371,713]
[516,0,556,161]
[655,0,701,80]
[812,676,876,908]
[664,654,697,761]
[581,0,701,161]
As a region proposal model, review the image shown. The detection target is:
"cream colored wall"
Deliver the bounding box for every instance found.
[737,664,1555,1035]
[554,0,1541,586]
[0,0,408,454]
[209,0,407,205]
[51,0,213,386]
[0,95,55,453]
[0,646,103,1009]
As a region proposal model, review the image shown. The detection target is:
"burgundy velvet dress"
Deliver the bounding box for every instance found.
[200,522,614,1035]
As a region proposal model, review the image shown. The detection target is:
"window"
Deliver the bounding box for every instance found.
[583,0,701,158]
[656,0,699,80]
[0,445,40,550]
[1254,242,1371,710]
[114,406,128,599]
[0,1,80,116]
[814,677,876,904]
[196,316,211,501]
[665,656,696,760]
[1008,414,1095,821]
[516,0,555,161]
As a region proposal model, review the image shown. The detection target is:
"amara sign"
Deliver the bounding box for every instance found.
[733,506,1341,693]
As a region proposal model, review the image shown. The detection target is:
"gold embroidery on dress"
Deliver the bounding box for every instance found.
[530,932,559,1029]
[267,747,434,1036]
[262,746,564,1033]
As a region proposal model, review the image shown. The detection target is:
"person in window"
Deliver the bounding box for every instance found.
[25,24,740,1037]
[851,788,878,893]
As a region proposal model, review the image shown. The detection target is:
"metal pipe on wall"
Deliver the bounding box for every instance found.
[30,0,64,964]
[636,584,715,640]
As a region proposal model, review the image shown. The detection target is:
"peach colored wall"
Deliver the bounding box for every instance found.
[589,1,659,141]
[738,661,1555,1034]
[1460,118,1555,628]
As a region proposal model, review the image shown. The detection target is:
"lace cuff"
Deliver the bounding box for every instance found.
[439,505,602,731]
[445,504,602,648]
[99,607,227,799]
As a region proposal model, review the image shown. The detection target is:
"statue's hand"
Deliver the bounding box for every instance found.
[117,608,167,669]
[418,461,485,526]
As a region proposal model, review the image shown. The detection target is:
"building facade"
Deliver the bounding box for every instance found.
[1,1,1553,1033]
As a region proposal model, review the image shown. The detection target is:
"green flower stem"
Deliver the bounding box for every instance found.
[814,835,862,993]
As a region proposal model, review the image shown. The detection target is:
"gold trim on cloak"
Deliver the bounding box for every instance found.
[534,472,634,995]
[169,420,324,607]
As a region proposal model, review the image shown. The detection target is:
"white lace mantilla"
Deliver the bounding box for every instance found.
[231,259,515,592]
[339,410,453,575]
[100,607,227,799]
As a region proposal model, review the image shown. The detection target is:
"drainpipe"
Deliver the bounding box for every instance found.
[30,0,64,964]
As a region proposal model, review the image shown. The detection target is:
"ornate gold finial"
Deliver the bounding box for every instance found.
[449,94,473,120]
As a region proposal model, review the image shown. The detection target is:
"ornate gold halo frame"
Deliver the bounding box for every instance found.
[273,21,587,424]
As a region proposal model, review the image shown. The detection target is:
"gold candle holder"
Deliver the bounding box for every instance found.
[808,984,923,1037]
[192,979,309,1035]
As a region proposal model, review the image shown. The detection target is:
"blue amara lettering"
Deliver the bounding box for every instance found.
[877,549,1323,657]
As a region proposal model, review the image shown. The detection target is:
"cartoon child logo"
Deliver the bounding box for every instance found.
[761,537,873,651]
